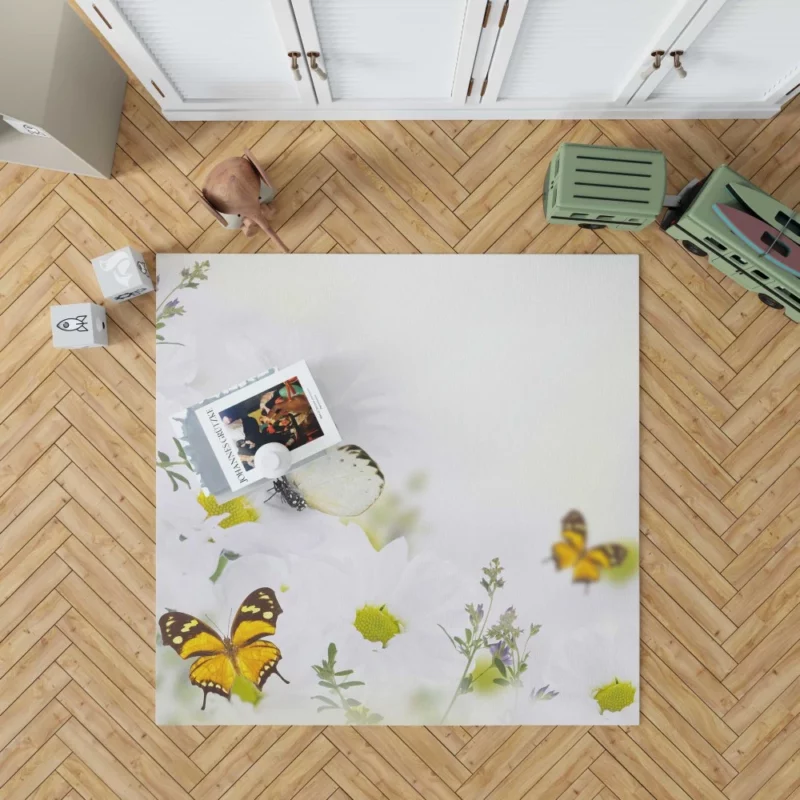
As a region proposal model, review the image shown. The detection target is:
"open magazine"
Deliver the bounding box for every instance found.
[193,361,341,492]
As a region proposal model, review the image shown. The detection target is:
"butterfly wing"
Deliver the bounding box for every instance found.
[159,612,225,659]
[235,641,282,689]
[285,444,385,516]
[572,544,628,585]
[189,653,236,709]
[230,587,283,648]
[551,510,587,570]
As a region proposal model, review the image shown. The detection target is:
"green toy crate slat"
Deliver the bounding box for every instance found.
[545,143,666,231]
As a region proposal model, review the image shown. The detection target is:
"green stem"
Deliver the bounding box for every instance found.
[157,340,185,347]
[441,593,494,723]
[471,662,495,683]
[156,282,185,315]
[157,460,191,470]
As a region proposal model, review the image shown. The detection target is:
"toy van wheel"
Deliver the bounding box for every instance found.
[758,293,785,310]
[682,240,707,257]
[578,223,606,230]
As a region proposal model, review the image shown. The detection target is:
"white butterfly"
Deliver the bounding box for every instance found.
[267,444,385,517]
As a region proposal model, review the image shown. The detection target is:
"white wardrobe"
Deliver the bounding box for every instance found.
[78,0,800,120]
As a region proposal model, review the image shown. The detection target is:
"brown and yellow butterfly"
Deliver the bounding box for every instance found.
[549,510,627,586]
[158,587,287,709]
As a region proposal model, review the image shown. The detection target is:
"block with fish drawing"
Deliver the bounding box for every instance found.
[92,246,154,302]
[50,303,107,349]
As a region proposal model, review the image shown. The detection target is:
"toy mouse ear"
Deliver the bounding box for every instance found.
[244,148,274,193]
[197,190,229,227]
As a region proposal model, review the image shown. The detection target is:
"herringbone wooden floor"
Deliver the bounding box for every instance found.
[2,68,800,800]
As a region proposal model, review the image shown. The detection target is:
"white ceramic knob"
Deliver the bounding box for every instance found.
[254,443,292,479]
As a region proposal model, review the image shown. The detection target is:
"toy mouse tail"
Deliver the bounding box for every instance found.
[253,212,289,253]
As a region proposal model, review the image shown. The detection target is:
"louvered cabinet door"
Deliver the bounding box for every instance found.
[75,0,316,112]
[289,0,486,108]
[479,0,706,109]
[632,0,800,109]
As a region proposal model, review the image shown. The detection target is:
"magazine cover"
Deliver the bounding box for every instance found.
[194,360,341,491]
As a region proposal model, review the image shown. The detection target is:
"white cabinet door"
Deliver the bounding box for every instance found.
[76,0,316,112]
[479,0,706,110]
[632,0,800,109]
[289,0,486,108]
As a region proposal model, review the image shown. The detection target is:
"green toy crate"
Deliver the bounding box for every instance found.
[543,143,667,231]
[660,164,800,322]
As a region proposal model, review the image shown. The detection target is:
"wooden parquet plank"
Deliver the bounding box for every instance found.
[638,679,737,790]
[640,500,735,608]
[57,681,195,800]
[190,726,290,800]
[0,699,71,790]
[3,69,800,800]
[56,571,154,684]
[401,121,469,175]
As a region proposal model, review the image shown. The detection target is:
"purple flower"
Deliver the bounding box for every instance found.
[166,298,180,308]
[490,641,512,666]
[476,603,484,622]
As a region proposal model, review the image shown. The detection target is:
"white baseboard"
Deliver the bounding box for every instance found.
[163,104,780,122]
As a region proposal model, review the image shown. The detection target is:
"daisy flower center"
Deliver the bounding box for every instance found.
[353,604,402,647]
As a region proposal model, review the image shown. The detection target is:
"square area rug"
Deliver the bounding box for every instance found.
[155,254,639,726]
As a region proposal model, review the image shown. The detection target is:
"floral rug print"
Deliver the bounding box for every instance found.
[155,254,640,725]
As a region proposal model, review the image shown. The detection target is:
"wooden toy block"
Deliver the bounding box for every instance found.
[50,302,107,348]
[92,246,154,301]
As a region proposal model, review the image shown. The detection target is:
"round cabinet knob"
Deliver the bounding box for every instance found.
[254,443,292,479]
[670,51,687,79]
[288,52,302,81]
[307,52,328,81]
[641,50,665,81]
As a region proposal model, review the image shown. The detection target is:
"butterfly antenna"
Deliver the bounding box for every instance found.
[274,667,290,684]
[204,614,223,636]
[264,483,280,505]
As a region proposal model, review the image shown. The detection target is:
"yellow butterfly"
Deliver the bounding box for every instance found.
[159,587,287,709]
[549,510,627,586]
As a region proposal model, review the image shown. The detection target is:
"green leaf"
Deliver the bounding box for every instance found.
[155,321,166,329]
[170,471,191,488]
[334,670,354,677]
[318,681,338,691]
[493,678,510,686]
[338,681,365,689]
[327,643,337,665]
[311,695,338,707]
[316,705,338,713]
[459,676,472,694]
[438,624,458,650]
[494,658,508,677]
[367,713,383,724]
[208,550,240,583]
[167,472,178,492]
[178,534,187,542]
[157,451,170,463]
[345,698,361,707]
[230,674,262,706]
[173,438,188,460]
[465,628,472,644]
[156,333,165,342]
